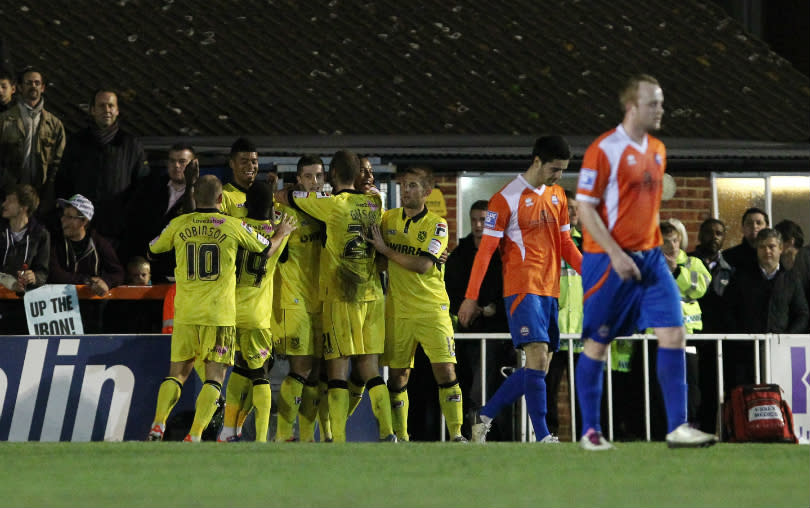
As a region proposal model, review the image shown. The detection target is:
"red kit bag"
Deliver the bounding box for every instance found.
[724,384,798,443]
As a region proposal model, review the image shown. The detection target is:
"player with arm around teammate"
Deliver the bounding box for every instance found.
[367,165,465,442]
[146,175,293,442]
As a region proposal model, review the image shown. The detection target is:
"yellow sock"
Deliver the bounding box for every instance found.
[388,384,409,441]
[347,375,366,417]
[438,380,464,439]
[327,381,349,443]
[366,377,393,439]
[299,382,320,442]
[189,381,222,438]
[252,379,272,443]
[223,369,252,432]
[318,381,332,441]
[236,383,254,434]
[275,374,305,442]
[153,377,183,425]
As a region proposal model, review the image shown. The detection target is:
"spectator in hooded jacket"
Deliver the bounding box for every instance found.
[0,183,49,333]
[48,193,124,332]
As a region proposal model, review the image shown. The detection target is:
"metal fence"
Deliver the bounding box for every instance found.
[442,332,806,442]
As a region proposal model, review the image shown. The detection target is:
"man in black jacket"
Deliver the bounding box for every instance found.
[55,88,149,250]
[725,228,809,389]
[119,142,196,283]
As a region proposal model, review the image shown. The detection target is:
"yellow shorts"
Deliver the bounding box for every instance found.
[383,312,457,368]
[235,327,274,370]
[171,324,236,365]
[322,299,384,360]
[272,308,323,357]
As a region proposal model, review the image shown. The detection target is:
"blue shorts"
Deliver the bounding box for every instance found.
[581,248,682,344]
[504,294,559,352]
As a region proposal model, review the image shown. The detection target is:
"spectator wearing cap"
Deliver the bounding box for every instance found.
[48,194,124,297]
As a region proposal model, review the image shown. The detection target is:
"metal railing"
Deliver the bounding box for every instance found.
[440,332,805,442]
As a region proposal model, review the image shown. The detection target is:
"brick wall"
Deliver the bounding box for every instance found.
[437,172,715,251]
[659,175,714,248]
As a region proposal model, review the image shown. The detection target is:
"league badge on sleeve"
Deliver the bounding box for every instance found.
[428,238,442,256]
[578,168,597,191]
[484,211,498,229]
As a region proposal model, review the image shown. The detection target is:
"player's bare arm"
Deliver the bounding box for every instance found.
[264,212,297,258]
[182,158,199,211]
[457,298,483,328]
[577,201,641,281]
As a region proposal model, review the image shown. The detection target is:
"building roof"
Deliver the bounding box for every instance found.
[2,0,808,149]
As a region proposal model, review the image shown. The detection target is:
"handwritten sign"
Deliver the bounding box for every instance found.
[24,285,84,335]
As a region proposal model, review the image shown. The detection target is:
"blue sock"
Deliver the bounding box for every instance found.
[524,368,550,439]
[656,347,687,433]
[481,367,525,419]
[575,353,604,436]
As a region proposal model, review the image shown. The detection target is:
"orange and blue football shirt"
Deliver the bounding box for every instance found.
[576,124,666,253]
[465,174,573,300]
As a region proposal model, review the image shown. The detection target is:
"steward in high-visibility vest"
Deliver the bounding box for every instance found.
[672,249,711,333]
[559,227,584,353]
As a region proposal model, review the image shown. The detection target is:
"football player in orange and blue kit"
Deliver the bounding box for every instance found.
[462,135,582,444]
[574,74,718,450]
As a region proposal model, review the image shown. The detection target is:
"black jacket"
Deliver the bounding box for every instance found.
[48,229,125,289]
[444,233,508,333]
[726,265,809,334]
[0,217,50,288]
[56,125,149,241]
[119,169,188,282]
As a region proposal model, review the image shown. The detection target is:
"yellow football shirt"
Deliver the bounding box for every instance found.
[221,182,248,218]
[149,209,270,326]
[291,189,383,303]
[381,207,450,315]
[235,217,288,329]
[273,202,323,313]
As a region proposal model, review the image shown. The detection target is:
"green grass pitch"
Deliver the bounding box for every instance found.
[1,442,807,507]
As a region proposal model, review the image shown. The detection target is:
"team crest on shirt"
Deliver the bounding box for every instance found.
[434,223,447,237]
[551,195,558,205]
[524,197,534,207]
[520,326,530,336]
[626,154,637,166]
[598,325,610,338]
[484,210,498,229]
[428,238,442,256]
[578,169,597,191]
[291,337,300,350]
[418,231,427,242]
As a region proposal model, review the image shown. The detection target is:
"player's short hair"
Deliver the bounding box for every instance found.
[755,228,782,247]
[399,166,434,190]
[194,174,222,206]
[9,184,39,217]
[296,154,324,175]
[168,142,195,157]
[245,179,275,220]
[774,219,804,249]
[619,74,660,108]
[329,149,361,187]
[230,137,257,158]
[532,135,571,164]
[470,200,489,214]
[742,207,769,226]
